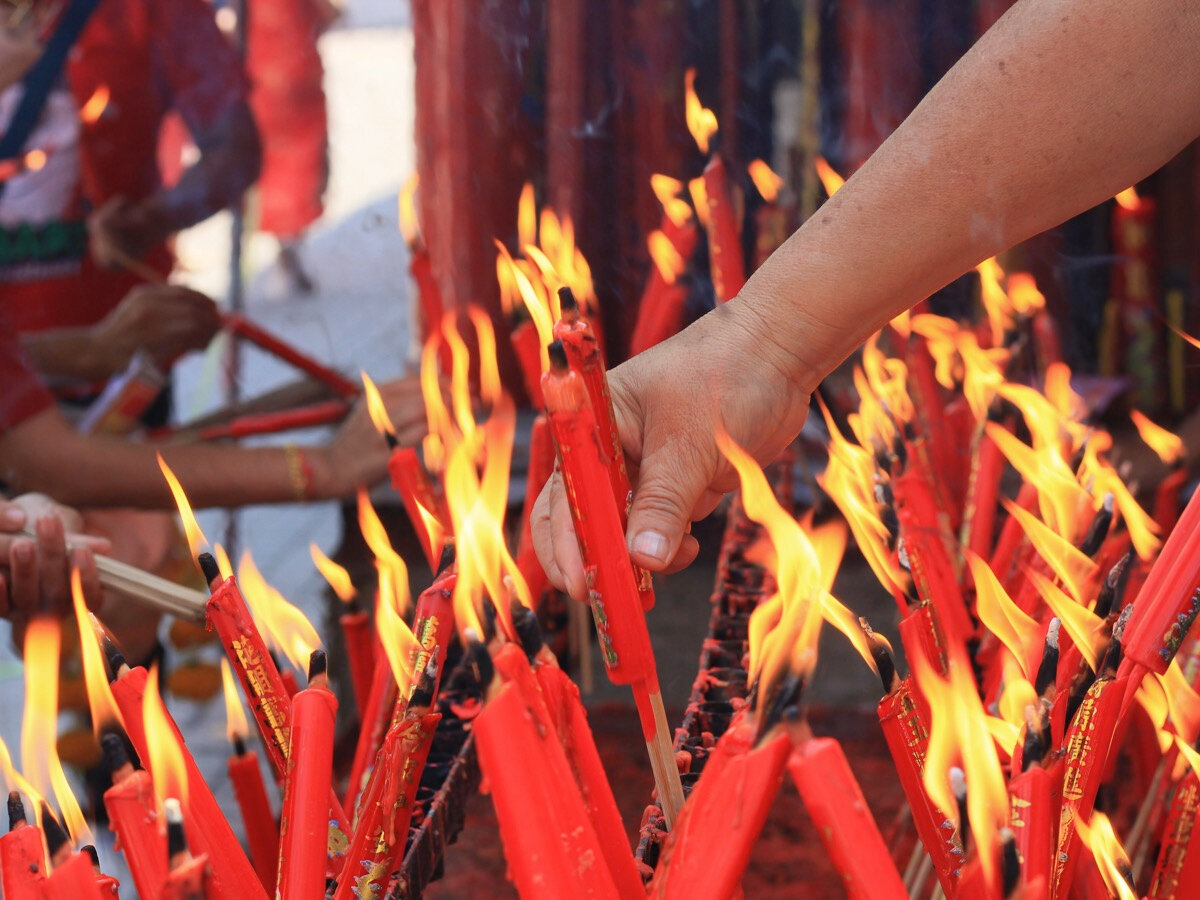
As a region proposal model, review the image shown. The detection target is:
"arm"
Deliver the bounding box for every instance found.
[535,0,1200,594]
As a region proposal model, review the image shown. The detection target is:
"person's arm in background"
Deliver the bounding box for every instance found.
[534,0,1200,598]
[87,0,262,267]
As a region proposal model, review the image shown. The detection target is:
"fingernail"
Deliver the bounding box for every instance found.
[1,507,24,529]
[631,531,670,564]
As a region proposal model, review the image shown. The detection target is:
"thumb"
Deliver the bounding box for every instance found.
[625,446,708,571]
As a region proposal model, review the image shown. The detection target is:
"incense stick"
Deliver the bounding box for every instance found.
[93,554,208,623]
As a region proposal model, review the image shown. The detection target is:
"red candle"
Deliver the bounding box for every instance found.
[651,713,790,898]
[475,678,620,899]
[42,852,104,900]
[385,445,447,571]
[160,856,210,900]
[1006,764,1052,894]
[510,319,546,408]
[228,745,278,894]
[517,414,555,560]
[630,221,698,355]
[340,605,376,718]
[701,155,746,303]
[1148,770,1200,898]
[1110,187,1161,409]
[345,659,397,816]
[788,737,907,899]
[1154,465,1188,534]
[277,651,338,900]
[103,766,167,898]
[1,810,46,899]
[963,426,1005,562]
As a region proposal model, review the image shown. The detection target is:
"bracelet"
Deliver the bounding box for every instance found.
[284,444,315,502]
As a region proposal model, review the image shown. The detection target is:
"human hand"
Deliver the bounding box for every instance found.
[0,6,50,93]
[313,376,429,498]
[90,284,222,375]
[87,195,171,269]
[532,301,815,600]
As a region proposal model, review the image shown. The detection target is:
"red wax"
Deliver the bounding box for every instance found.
[906,336,962,518]
[410,244,444,348]
[989,481,1039,588]
[630,220,699,355]
[280,668,301,699]
[963,428,1005,562]
[160,855,210,900]
[42,852,104,900]
[1149,770,1200,898]
[345,660,397,815]
[1007,765,1052,894]
[651,715,789,899]
[510,320,545,409]
[385,446,447,571]
[340,609,376,715]
[535,663,643,897]
[788,737,906,899]
[517,415,555,560]
[1154,466,1188,534]
[228,751,278,894]
[0,822,46,898]
[701,155,745,303]
[111,669,265,900]
[103,769,167,899]
[897,601,950,678]
[277,685,338,900]
[475,681,620,899]
[332,710,440,900]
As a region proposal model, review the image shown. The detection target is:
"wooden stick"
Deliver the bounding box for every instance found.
[93,555,208,624]
[641,685,684,827]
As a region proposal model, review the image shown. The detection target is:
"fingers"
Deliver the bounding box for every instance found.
[531,472,588,602]
[35,517,70,618]
[0,503,25,531]
[625,443,711,573]
[72,547,104,611]
[8,538,37,622]
[530,481,564,591]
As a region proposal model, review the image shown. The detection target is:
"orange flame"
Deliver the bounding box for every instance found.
[361,371,395,437]
[72,574,124,737]
[967,551,1039,680]
[376,562,420,695]
[158,453,207,556]
[1159,662,1200,745]
[467,306,503,407]
[688,176,710,229]
[220,659,250,744]
[1076,434,1162,561]
[356,489,410,603]
[21,619,91,844]
[0,737,39,818]
[518,182,538,251]
[647,230,686,283]
[399,172,420,246]
[1076,812,1135,900]
[214,543,235,580]
[1027,570,1105,671]
[1130,409,1184,465]
[23,148,46,171]
[650,174,693,229]
[987,422,1086,541]
[977,257,1012,346]
[497,243,553,370]
[814,157,845,197]
[80,85,110,124]
[237,552,321,671]
[1007,272,1045,316]
[143,665,188,806]
[684,68,718,154]
[1001,498,1097,603]
[747,160,783,203]
[1114,186,1140,211]
[310,543,356,604]
[419,334,450,473]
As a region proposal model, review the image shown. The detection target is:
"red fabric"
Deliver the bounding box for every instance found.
[0,0,246,333]
[0,317,54,431]
[247,0,328,237]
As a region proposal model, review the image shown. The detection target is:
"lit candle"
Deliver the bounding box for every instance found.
[277,651,338,900]
[161,798,211,900]
[41,850,105,900]
[221,659,277,894]
[701,154,745,304]
[101,734,167,899]
[1,792,46,898]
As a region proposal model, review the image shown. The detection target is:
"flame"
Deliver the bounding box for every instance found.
[376,563,420,695]
[994,659,1037,750]
[23,148,46,171]
[861,336,913,425]
[977,257,1013,347]
[1043,362,1081,421]
[310,543,356,604]
[987,423,1086,540]
[650,174,693,229]
[467,306,503,407]
[1136,676,1175,753]
[684,68,718,154]
[1130,409,1184,465]
[1000,498,1097,602]
[747,160,783,202]
[361,371,395,437]
[1007,272,1045,316]
[1114,186,1140,211]
[214,543,234,580]
[1027,570,1104,671]
[497,243,553,370]
[814,157,845,197]
[158,453,208,556]
[1076,812,1135,900]
[237,552,321,671]
[909,314,964,388]
[956,333,1007,422]
[912,644,1009,886]
[967,552,1039,680]
[420,334,450,473]
[517,182,537,249]
[399,172,420,246]
[356,489,409,604]
[0,737,39,814]
[688,176,710,229]
[143,665,188,806]
[72,574,124,736]
[80,84,110,124]
[1160,662,1200,745]
[220,659,250,744]
[1076,433,1162,560]
[647,230,686,283]
[21,619,91,844]
[414,498,447,570]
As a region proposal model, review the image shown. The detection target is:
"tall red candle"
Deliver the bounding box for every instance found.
[517,414,555,560]
[1,810,46,899]
[340,604,376,718]
[385,445,447,571]
[42,852,104,900]
[788,737,907,899]
[1006,764,1052,894]
[1110,187,1160,410]
[277,651,338,900]
[228,744,278,894]
[701,155,746,303]
[1148,770,1200,898]
[630,221,698,355]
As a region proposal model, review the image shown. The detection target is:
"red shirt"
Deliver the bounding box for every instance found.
[0,0,246,333]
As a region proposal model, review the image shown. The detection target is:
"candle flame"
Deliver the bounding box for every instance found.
[967,551,1039,681]
[1076,434,1161,561]
[214,543,235,579]
[649,174,693,229]
[357,488,410,608]
[21,618,91,844]
[1026,570,1105,671]
[977,257,1013,347]
[647,230,686,283]
[1006,272,1045,315]
[1075,812,1136,900]
[517,182,537,250]
[157,453,208,557]
[1114,186,1140,211]
[687,176,710,229]
[80,84,110,124]
[376,564,420,695]
[237,551,322,671]
[143,664,188,807]
[684,68,718,154]
[72,574,125,737]
[310,543,356,603]
[496,243,553,371]
[399,172,420,246]
[23,148,47,171]
[220,659,250,744]
[814,156,845,197]
[747,159,783,203]
[1159,662,1200,745]
[467,306,503,407]
[420,334,450,474]
[1000,498,1097,603]
[361,371,395,437]
[0,737,39,817]
[1130,409,1184,465]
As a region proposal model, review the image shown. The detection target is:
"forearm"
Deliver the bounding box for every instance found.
[741,0,1200,383]
[21,328,113,381]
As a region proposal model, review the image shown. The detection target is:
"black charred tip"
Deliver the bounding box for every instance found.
[1078,498,1114,557]
[7,792,24,830]
[232,734,247,757]
[860,618,897,695]
[198,553,221,585]
[164,798,187,859]
[557,286,578,314]
[1033,620,1060,698]
[41,805,68,856]
[383,430,399,450]
[308,649,328,681]
[547,340,568,372]
[511,600,543,660]
[1095,551,1134,619]
[436,541,456,575]
[81,844,100,867]
[756,672,805,743]
[100,634,127,681]
[1000,828,1020,897]
[409,655,439,708]
[101,732,130,775]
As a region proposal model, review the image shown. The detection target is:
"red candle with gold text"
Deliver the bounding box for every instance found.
[1111,186,1161,411]
[277,651,338,900]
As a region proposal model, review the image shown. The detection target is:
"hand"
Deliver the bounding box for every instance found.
[532,301,814,600]
[87,195,171,269]
[90,284,222,375]
[0,6,49,93]
[313,376,429,498]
